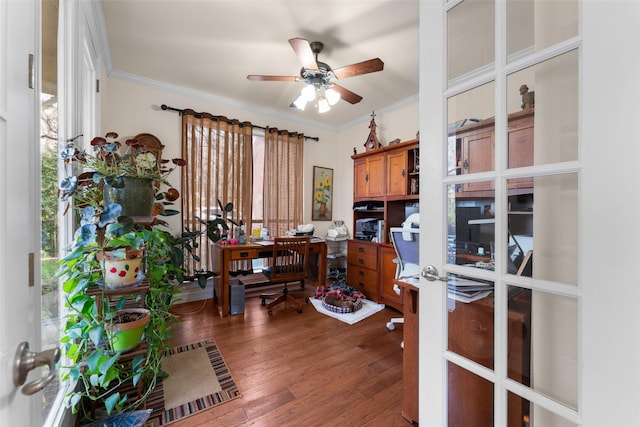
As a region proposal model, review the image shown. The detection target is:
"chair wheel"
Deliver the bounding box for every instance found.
[386,322,395,331]
[304,297,310,303]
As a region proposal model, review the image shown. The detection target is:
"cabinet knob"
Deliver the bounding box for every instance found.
[365,173,369,183]
[469,320,487,334]
[358,247,364,252]
[358,259,364,264]
[402,168,406,177]
[463,159,469,170]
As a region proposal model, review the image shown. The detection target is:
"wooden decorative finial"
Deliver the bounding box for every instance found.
[364,110,382,151]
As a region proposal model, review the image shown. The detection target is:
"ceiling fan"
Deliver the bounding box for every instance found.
[247,38,384,112]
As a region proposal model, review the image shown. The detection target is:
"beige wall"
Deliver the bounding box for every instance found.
[100,75,418,237]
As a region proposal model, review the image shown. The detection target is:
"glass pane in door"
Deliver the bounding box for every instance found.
[506,50,579,168]
[448,362,494,426]
[508,392,579,427]
[507,173,578,285]
[506,0,578,61]
[508,285,579,410]
[448,82,495,179]
[447,0,495,82]
[447,184,496,270]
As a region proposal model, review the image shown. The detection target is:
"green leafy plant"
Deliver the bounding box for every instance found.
[196,199,238,243]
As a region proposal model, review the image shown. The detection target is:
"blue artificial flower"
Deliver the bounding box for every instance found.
[80,206,96,226]
[59,176,78,193]
[103,142,119,154]
[98,203,122,228]
[74,223,97,246]
[60,146,76,161]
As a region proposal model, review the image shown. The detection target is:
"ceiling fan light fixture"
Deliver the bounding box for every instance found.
[301,84,316,102]
[293,94,307,110]
[325,87,341,106]
[318,97,331,114]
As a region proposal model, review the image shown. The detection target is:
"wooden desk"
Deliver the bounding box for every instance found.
[394,278,419,424]
[212,239,327,317]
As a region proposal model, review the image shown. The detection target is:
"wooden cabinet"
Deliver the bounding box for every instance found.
[352,139,419,241]
[350,139,419,311]
[346,240,378,301]
[451,109,534,197]
[354,153,385,199]
[379,244,402,311]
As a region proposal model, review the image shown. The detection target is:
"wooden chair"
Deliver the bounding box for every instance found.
[260,237,310,315]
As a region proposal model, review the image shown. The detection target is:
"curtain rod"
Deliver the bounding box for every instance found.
[160,104,319,142]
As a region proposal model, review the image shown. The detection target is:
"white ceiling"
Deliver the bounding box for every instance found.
[100,0,419,130]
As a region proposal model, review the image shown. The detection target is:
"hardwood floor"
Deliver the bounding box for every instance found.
[166,286,413,426]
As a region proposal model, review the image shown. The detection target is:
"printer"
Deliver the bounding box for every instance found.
[355,218,381,241]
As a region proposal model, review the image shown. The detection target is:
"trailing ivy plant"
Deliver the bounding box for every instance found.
[57,132,186,420]
[59,224,182,419]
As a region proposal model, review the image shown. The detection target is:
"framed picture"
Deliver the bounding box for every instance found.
[312,166,333,221]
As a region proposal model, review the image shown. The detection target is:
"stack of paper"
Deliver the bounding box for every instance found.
[447,276,493,303]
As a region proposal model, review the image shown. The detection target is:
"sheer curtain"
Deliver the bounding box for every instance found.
[181,110,253,273]
[263,127,304,238]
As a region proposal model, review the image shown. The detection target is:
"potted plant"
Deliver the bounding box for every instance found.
[197,199,238,243]
[57,132,185,421]
[59,131,185,219]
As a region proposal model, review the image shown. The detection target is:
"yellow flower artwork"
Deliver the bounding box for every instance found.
[312,166,333,221]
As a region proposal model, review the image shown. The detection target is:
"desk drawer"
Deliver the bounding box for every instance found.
[347,241,377,269]
[347,267,378,298]
[230,249,258,260]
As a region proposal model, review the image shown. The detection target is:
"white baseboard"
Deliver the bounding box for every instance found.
[172,278,214,305]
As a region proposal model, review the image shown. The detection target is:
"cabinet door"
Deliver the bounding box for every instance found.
[462,131,494,192]
[508,116,534,190]
[353,157,369,199]
[367,154,385,197]
[379,245,402,310]
[386,150,408,196]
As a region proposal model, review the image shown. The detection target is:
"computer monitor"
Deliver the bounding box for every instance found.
[389,227,420,279]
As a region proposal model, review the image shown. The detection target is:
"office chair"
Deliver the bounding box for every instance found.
[260,237,310,315]
[386,225,420,345]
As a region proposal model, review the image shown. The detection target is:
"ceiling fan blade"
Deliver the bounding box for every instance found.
[332,84,363,104]
[288,38,319,71]
[247,75,298,82]
[333,58,384,79]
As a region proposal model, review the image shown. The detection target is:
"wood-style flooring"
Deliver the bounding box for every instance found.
[166,285,413,426]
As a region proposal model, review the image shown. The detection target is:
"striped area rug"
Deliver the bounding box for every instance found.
[145,340,240,426]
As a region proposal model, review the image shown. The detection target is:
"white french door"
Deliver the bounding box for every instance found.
[0,0,41,425]
[419,1,640,426]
